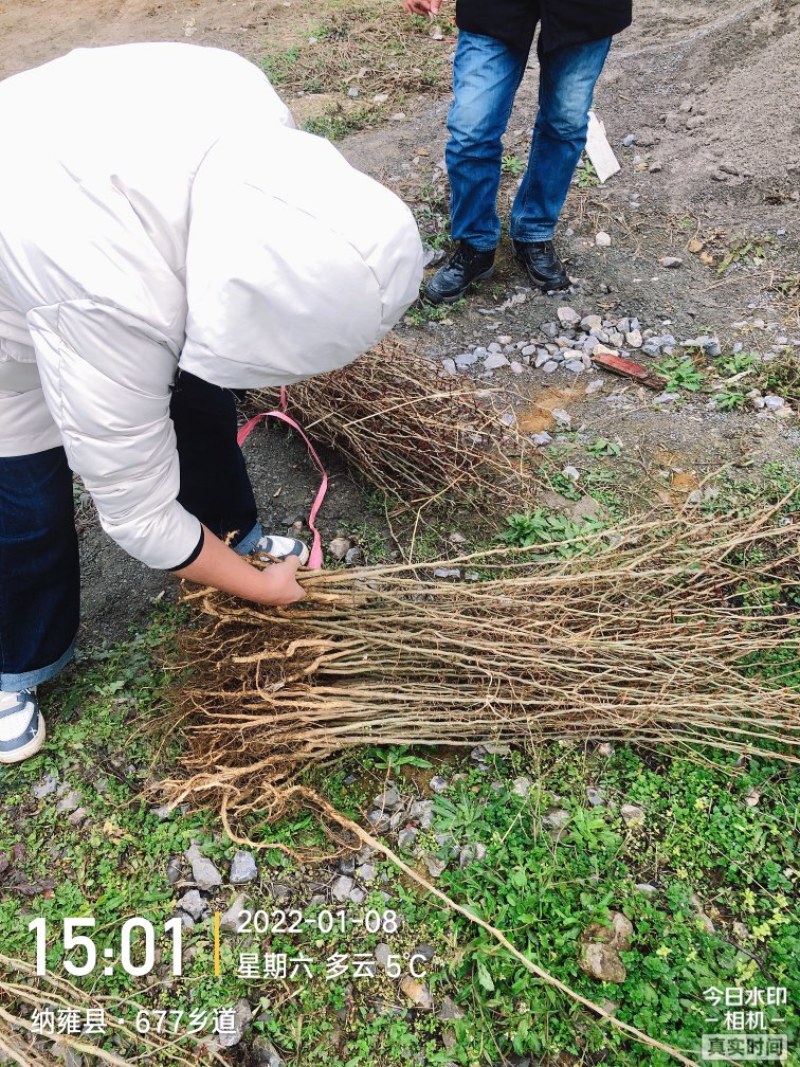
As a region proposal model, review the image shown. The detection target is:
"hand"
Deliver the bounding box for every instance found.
[402,0,443,16]
[254,556,307,607]
[174,525,307,606]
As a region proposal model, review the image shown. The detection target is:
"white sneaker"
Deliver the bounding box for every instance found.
[253,533,310,566]
[0,689,46,765]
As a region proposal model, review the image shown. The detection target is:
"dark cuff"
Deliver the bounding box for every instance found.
[168,527,205,572]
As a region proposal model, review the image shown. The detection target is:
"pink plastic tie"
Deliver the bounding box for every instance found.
[237,386,326,569]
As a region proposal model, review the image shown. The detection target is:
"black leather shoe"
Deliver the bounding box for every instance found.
[422,241,495,304]
[512,239,570,291]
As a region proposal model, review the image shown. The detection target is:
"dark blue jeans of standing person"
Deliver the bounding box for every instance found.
[446,29,613,252]
[0,370,258,692]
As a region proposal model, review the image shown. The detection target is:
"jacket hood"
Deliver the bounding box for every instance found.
[178,125,423,389]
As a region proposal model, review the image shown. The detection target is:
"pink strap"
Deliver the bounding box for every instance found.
[237,387,326,569]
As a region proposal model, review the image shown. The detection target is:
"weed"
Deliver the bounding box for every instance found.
[656,355,707,393]
[716,235,775,274]
[497,507,603,556]
[404,298,466,326]
[575,157,599,188]
[715,388,748,412]
[587,437,623,458]
[501,153,525,178]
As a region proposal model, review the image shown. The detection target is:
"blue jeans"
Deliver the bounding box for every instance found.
[0,372,259,692]
[446,30,612,252]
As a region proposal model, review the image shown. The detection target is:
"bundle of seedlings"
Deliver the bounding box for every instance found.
[163,501,800,829]
[249,337,538,518]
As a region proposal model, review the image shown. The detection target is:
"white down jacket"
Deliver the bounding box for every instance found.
[0,43,423,570]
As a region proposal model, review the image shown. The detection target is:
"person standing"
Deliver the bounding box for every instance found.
[403,0,632,301]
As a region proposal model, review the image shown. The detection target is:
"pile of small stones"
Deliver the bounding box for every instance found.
[441,307,796,416]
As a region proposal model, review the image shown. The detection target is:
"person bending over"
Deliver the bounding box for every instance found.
[0,43,423,764]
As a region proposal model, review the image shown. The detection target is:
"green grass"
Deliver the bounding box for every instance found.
[3,491,800,1065]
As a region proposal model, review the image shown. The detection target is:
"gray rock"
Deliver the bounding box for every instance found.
[585,787,606,807]
[251,1036,284,1067]
[620,804,646,828]
[373,787,402,811]
[337,854,356,875]
[166,855,183,885]
[408,798,434,825]
[557,306,581,327]
[328,536,351,561]
[230,851,258,884]
[345,546,366,567]
[433,568,461,580]
[412,943,436,962]
[595,231,612,248]
[564,359,585,374]
[348,886,366,905]
[543,808,571,831]
[512,776,533,797]
[659,256,683,269]
[149,803,175,821]
[509,360,524,375]
[185,843,223,891]
[622,133,636,147]
[367,809,389,832]
[31,774,59,800]
[217,998,252,1048]
[425,855,447,878]
[531,431,552,446]
[455,351,479,369]
[220,892,249,933]
[398,827,418,852]
[653,392,680,405]
[399,975,433,1010]
[441,358,457,376]
[356,863,378,883]
[374,943,393,970]
[562,466,580,482]
[177,889,208,921]
[68,807,89,827]
[437,995,465,1021]
[429,775,449,794]
[458,843,487,867]
[56,790,81,815]
[542,360,559,374]
[551,408,571,427]
[484,353,509,371]
[581,314,603,331]
[271,883,291,902]
[585,379,604,395]
[487,341,502,353]
[690,892,716,932]
[53,1047,84,1067]
[625,330,643,349]
[331,875,354,902]
[764,395,786,411]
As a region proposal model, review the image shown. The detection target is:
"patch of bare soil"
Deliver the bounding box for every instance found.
[0,0,280,79]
